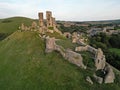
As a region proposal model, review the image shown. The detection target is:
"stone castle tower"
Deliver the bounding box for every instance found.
[46,11,53,27]
[38,11,56,29]
[38,12,44,27]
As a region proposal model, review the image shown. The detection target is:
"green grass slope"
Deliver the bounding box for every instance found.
[110,48,120,56]
[0,17,34,33]
[0,31,120,90]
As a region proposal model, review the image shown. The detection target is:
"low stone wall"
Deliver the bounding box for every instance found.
[87,45,97,54]
[75,45,106,70]
[75,45,88,52]
[45,37,86,69]
[75,45,97,54]
[65,49,86,69]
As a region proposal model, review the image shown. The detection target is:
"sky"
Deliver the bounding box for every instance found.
[0,0,120,21]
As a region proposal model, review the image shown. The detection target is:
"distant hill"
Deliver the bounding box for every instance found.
[83,19,120,24]
[0,17,35,33]
[57,19,120,25]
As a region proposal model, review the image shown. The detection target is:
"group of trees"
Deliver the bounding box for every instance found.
[105,51,120,70]
[89,33,109,49]
[109,34,120,48]
[90,33,120,49]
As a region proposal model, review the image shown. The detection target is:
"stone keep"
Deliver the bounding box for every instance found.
[46,11,53,27]
[38,12,44,27]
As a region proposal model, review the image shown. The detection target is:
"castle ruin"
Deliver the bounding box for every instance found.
[19,10,115,84]
[20,11,60,34]
[38,11,56,30]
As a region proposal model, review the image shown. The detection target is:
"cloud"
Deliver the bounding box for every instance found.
[0,0,41,18]
[0,0,120,21]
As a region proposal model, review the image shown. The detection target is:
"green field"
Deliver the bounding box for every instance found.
[109,48,120,56]
[0,17,120,90]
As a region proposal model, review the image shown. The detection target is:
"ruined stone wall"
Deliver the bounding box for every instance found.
[20,23,31,31]
[95,48,106,70]
[45,37,56,53]
[31,21,37,29]
[75,45,97,54]
[87,45,97,54]
[104,64,115,83]
[65,49,86,69]
[45,37,86,69]
[75,46,88,52]
[63,32,71,38]
[75,45,106,70]
[72,32,79,43]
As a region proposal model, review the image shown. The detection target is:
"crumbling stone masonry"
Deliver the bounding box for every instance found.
[38,12,44,27]
[45,37,56,53]
[63,32,71,38]
[75,45,115,83]
[104,64,115,83]
[46,11,53,28]
[75,46,106,70]
[52,17,56,29]
[45,37,86,69]
[95,48,106,70]
[31,21,37,29]
[75,45,97,55]
[65,49,86,69]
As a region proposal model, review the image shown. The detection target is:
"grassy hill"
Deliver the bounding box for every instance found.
[0,31,119,90]
[0,17,120,90]
[0,17,34,33]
